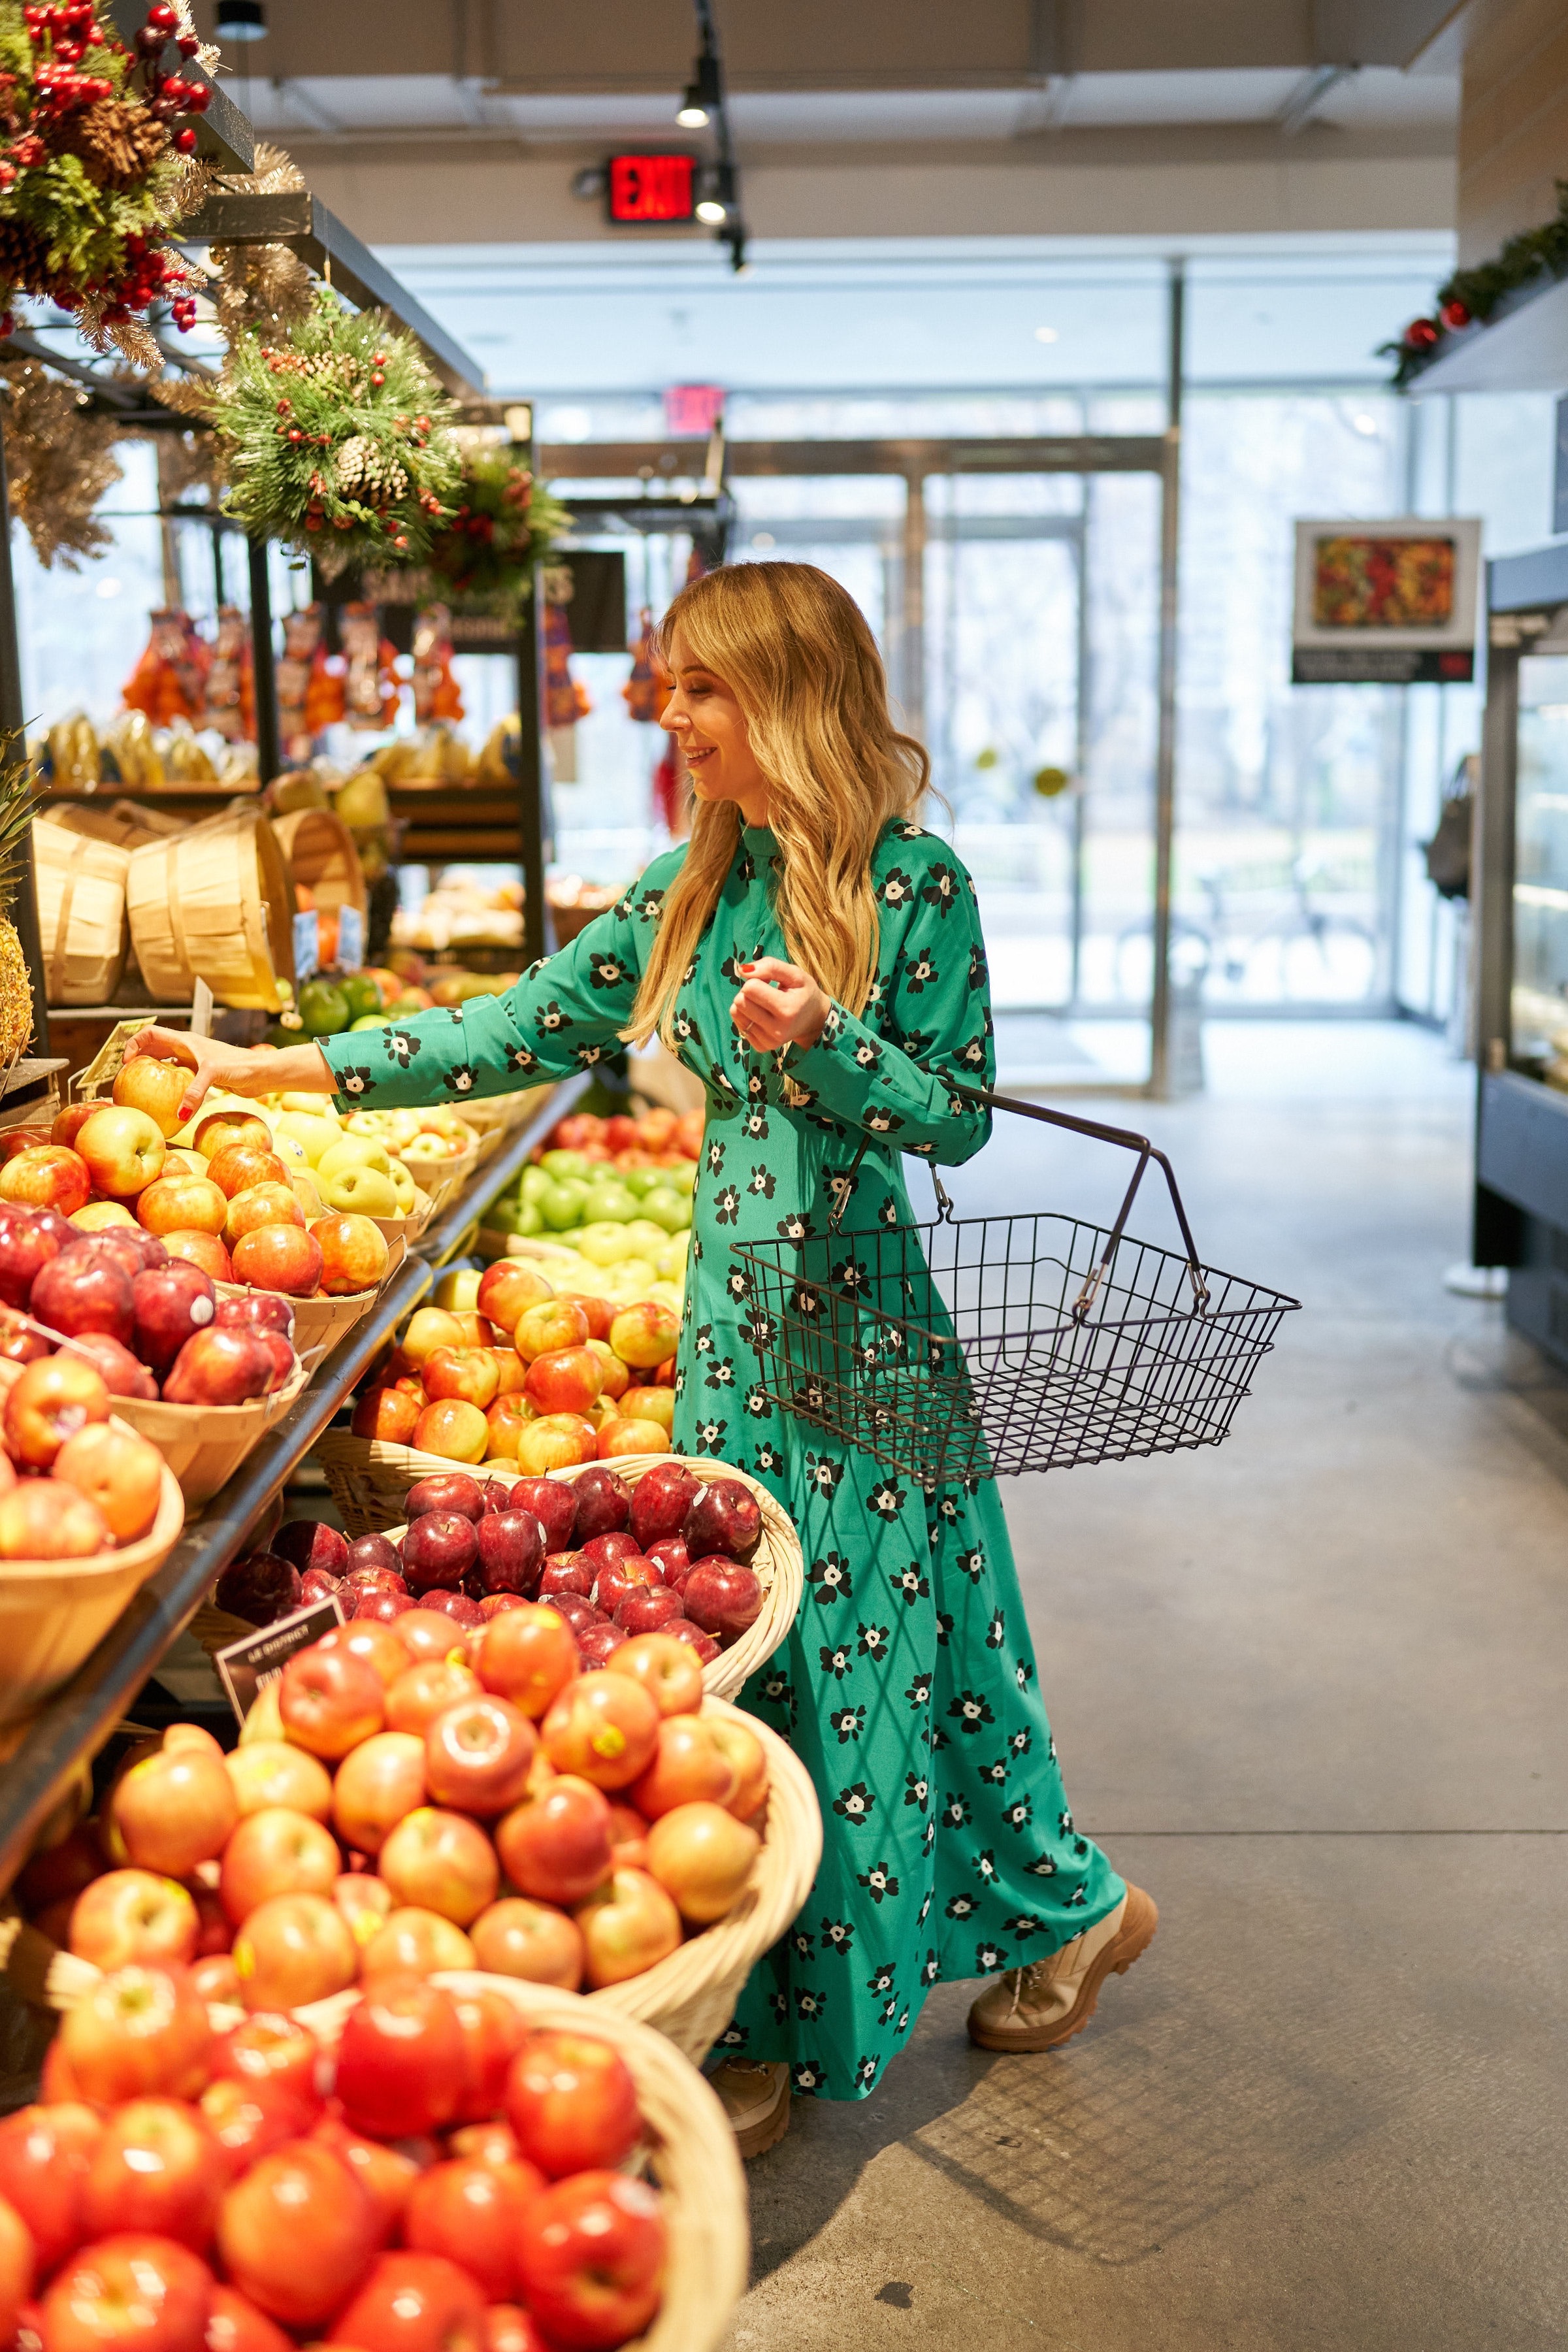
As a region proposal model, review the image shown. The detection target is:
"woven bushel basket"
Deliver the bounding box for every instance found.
[314,1435,803,1701]
[395,1138,477,1216]
[112,1365,309,1508]
[33,817,129,1006]
[269,805,368,918]
[125,809,295,1011]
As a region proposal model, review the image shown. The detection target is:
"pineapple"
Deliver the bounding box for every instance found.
[0,745,42,1065]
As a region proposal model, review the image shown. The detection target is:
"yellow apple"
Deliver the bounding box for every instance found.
[320,1164,400,1215]
[434,1269,482,1312]
[318,1135,393,1182]
[274,1112,341,1166]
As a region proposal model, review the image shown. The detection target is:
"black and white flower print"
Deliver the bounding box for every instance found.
[336,1065,374,1097]
[751,1441,785,1477]
[972,1850,999,1887]
[808,1553,853,1605]
[940,1793,971,1831]
[704,1355,735,1390]
[979,1756,1009,1788]
[975,1940,1007,1973]
[819,1643,854,1680]
[904,951,938,996]
[949,1690,994,1734]
[985,1609,1006,1649]
[945,1892,976,1921]
[866,1962,895,1997]
[1001,1797,1033,1834]
[856,1622,890,1663]
[904,1671,932,1710]
[904,1771,929,1810]
[747,1164,776,1198]
[857,1861,898,1904]
[922,862,960,915]
[791,1926,815,1961]
[920,1950,940,1985]
[878,868,915,910]
[890,1563,929,1606]
[854,2055,879,2091]
[820,1918,854,1955]
[795,1987,826,2023]
[832,1782,874,1825]
[384,1029,421,1068]
[776,1211,811,1243]
[830,1705,865,1745]
[504,1041,537,1075]
[446,1062,475,1094]
[588,952,630,991]
[804,1453,843,1499]
[867,1480,906,1522]
[692,1416,728,1454]
[534,1002,570,1036]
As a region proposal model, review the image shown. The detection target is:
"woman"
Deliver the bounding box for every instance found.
[129,563,1154,2157]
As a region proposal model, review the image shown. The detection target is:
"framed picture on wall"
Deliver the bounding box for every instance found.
[1292,516,1482,683]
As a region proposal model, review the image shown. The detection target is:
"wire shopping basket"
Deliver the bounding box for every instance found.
[735,1077,1300,1488]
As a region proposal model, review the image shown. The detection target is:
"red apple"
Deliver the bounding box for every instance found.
[474,1601,580,1719]
[576,1624,626,1669]
[681,1556,764,1642]
[80,2100,223,2252]
[476,1508,544,1595]
[41,2232,214,2352]
[161,1327,273,1407]
[507,1476,576,1552]
[213,1292,295,1339]
[706,1716,770,1819]
[70,1873,198,1971]
[308,2112,423,2236]
[76,1107,167,1200]
[223,1742,332,1823]
[543,1592,598,1639]
[662,1618,720,1663]
[331,1732,427,1855]
[628,1716,735,1819]
[626,1461,699,1548]
[216,2141,380,2328]
[58,1333,157,1399]
[522,1346,602,1418]
[0,1145,91,1218]
[358,1907,476,1982]
[572,1869,682,1989]
[516,2171,665,2351]
[0,1475,108,1560]
[644,1801,759,1924]
[606,1300,678,1371]
[404,2157,545,2302]
[331,1872,394,1949]
[425,1695,536,1817]
[480,1592,528,1620]
[351,1385,422,1444]
[0,2100,102,2274]
[423,1347,500,1410]
[493,1777,612,1908]
[475,1260,553,1329]
[221,1184,302,1254]
[203,2282,295,2352]
[538,1552,593,1601]
[327,2251,484,2352]
[161,1230,233,1282]
[505,2031,641,2179]
[347,1531,402,1577]
[600,1633,702,1718]
[385,1658,482,1737]
[449,1985,527,2124]
[3,1353,110,1470]
[212,1553,302,1630]
[209,2014,321,2111]
[402,1511,480,1594]
[136,1173,229,1240]
[489,1347,527,1395]
[190,1954,242,2007]
[619,1386,674,1435]
[514,1416,596,1474]
[0,1203,63,1308]
[482,2308,549,2352]
[613,1585,684,1637]
[377,1808,497,1925]
[31,1249,135,1348]
[112,1749,237,1880]
[205,1147,289,1203]
[131,1264,217,1373]
[229,1225,322,1298]
[231,1893,357,2012]
[60,1965,213,2105]
[347,1582,412,1624]
[277,1645,384,1759]
[540,1673,659,1792]
[412,1399,489,1465]
[563,1466,630,1543]
[683,1478,762,1563]
[316,1617,407,1688]
[334,1975,465,2139]
[578,1531,643,1573]
[311,1211,389,1298]
[404,1470,485,1522]
[220,1806,340,1923]
[266,1516,348,1578]
[112,1059,191,1139]
[393,1609,476,1666]
[448,2119,521,2166]
[199,2078,314,2181]
[514,1299,589,1362]
[470,1899,584,1990]
[193,1112,272,1160]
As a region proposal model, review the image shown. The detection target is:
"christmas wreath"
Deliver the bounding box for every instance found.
[421,446,571,612]
[208,286,461,571]
[0,0,212,365]
[1386,178,1568,388]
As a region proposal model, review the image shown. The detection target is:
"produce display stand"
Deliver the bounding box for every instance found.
[0,1070,586,1895]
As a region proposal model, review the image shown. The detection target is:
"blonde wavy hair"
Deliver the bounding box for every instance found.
[624,562,928,1048]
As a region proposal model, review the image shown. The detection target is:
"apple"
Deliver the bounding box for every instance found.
[473,1601,579,1718]
[423,1347,500,1410]
[493,1778,612,1907]
[607,1301,679,1372]
[56,1423,164,1545]
[561,1296,615,1346]
[80,2099,223,2252]
[470,1898,584,1990]
[683,1478,762,1563]
[335,1976,465,2139]
[401,1308,466,1367]
[328,2251,484,2352]
[515,1416,596,1474]
[60,1963,213,2104]
[205,1147,289,1202]
[404,2156,542,2302]
[331,1732,427,1855]
[423,1588,484,1629]
[3,1354,110,1470]
[598,1418,667,1459]
[311,1212,390,1298]
[596,1631,702,1720]
[204,2279,298,2352]
[0,1306,48,1365]
[681,1557,764,1644]
[231,1892,357,2011]
[270,1518,348,1578]
[216,2140,381,2328]
[221,1740,329,1826]
[484,1396,531,1461]
[347,1583,413,1625]
[476,1261,553,1329]
[515,1299,590,1363]
[644,1537,689,1590]
[0,2102,99,2286]
[52,1337,154,1407]
[136,1172,229,1240]
[644,1801,759,1925]
[393,1607,476,1665]
[408,1399,485,1465]
[629,1466,700,1554]
[576,1624,626,1669]
[220,1806,340,1923]
[404,1471,485,1521]
[612,1584,684,1638]
[127,1265,214,1375]
[161,1328,274,1407]
[216,1292,295,1339]
[619,1386,674,1434]
[194,1111,272,1160]
[448,1985,528,2127]
[76,1107,167,1200]
[161,1229,233,1282]
[706,1716,769,1819]
[52,1102,98,1149]
[331,1871,393,1948]
[307,2112,422,2240]
[402,1510,480,1594]
[378,1806,498,1925]
[0,1475,108,1560]
[489,1348,527,1395]
[317,1618,408,1689]
[627,1716,734,1818]
[564,1467,629,1543]
[277,1646,385,1758]
[503,1477,574,1551]
[71,1200,134,1233]
[504,2029,642,2182]
[212,1554,303,1630]
[208,2013,321,2111]
[424,1694,536,1816]
[188,1953,241,2007]
[229,1225,323,1298]
[69,1872,197,1970]
[41,2232,214,2352]
[359,1906,476,1982]
[0,1145,91,1217]
[516,2170,665,2351]
[579,1530,643,1575]
[475,1507,544,1597]
[522,1346,602,1420]
[31,1250,134,1348]
[573,1867,682,1990]
[540,1674,659,1795]
[221,1184,302,1254]
[112,1749,237,1880]
[351,1384,421,1443]
[0,1203,63,1307]
[662,1618,720,1664]
[538,1553,593,1602]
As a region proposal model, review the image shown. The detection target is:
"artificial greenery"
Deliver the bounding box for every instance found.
[422,446,572,613]
[0,0,208,366]
[1385,179,1568,388]
[208,287,462,572]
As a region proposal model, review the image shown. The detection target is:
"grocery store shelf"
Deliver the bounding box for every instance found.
[0,1073,583,1891]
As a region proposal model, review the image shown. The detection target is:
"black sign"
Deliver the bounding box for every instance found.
[1292,647,1475,685]
[215,1596,344,1725]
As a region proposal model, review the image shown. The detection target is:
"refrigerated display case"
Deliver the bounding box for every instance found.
[1473,541,1568,1362]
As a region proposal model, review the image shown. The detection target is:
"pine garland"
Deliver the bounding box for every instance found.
[208,287,461,573]
[1385,179,1568,388]
[422,446,572,612]
[0,353,122,563]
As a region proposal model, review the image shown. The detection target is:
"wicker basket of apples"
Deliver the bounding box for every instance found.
[297,1448,801,1706]
[27,1599,821,2074]
[7,1947,747,2352]
[336,1107,480,1215]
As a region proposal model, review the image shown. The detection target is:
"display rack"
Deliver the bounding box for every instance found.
[0,1070,585,1892]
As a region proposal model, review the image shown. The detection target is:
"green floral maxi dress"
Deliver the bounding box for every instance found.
[320,820,1124,2101]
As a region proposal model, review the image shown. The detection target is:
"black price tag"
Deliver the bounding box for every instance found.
[214,1597,344,1725]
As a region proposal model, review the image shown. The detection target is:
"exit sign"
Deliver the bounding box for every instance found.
[607,154,696,225]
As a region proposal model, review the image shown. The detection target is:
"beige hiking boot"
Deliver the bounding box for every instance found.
[709,2057,791,2158]
[966,1884,1158,2053]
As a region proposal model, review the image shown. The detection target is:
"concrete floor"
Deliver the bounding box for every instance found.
[730,1022,1568,2351]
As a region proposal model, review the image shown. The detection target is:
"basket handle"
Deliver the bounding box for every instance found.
[927,1071,1211,1322]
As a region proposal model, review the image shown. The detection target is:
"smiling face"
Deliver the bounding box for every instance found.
[658,623,770,823]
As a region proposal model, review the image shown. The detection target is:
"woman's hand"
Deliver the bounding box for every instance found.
[123,1028,334,1122]
[729,958,831,1054]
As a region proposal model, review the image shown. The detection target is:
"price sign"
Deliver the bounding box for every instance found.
[336,903,365,974]
[292,910,319,983]
[214,1597,344,1725]
[607,154,696,225]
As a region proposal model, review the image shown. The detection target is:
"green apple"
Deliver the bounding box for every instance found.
[576,1220,637,1267]
[320,1163,400,1215]
[387,1158,417,1211]
[581,1179,639,1224]
[640,1187,691,1233]
[655,1239,691,1281]
[661,1158,698,1195]
[617,1166,658,1197]
[623,1218,671,1258]
[319,1135,393,1181]
[520,1166,553,1208]
[541,1149,593,1181]
[540,1177,589,1231]
[275,1111,342,1166]
[609,1256,661,1296]
[280,1092,342,1119]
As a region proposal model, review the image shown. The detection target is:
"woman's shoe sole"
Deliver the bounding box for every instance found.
[967,1884,1160,2054]
[734,2079,791,2160]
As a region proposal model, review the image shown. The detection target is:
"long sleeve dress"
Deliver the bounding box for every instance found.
[319,818,1124,2102]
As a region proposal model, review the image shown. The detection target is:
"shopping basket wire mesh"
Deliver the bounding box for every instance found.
[736,1075,1300,1488]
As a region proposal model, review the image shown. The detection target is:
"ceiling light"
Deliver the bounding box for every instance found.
[696,160,734,227]
[217,0,267,41]
[1034,326,1058,344]
[1352,412,1379,436]
[696,197,726,223]
[678,91,710,129]
[677,46,720,129]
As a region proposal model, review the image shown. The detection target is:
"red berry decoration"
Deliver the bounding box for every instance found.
[1403,317,1439,352]
[1440,298,1471,331]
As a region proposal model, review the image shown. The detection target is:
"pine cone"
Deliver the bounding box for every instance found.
[48,97,166,191]
[0,216,52,301]
[335,433,408,509]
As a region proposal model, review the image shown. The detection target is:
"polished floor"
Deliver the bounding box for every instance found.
[731,1021,1568,2351]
